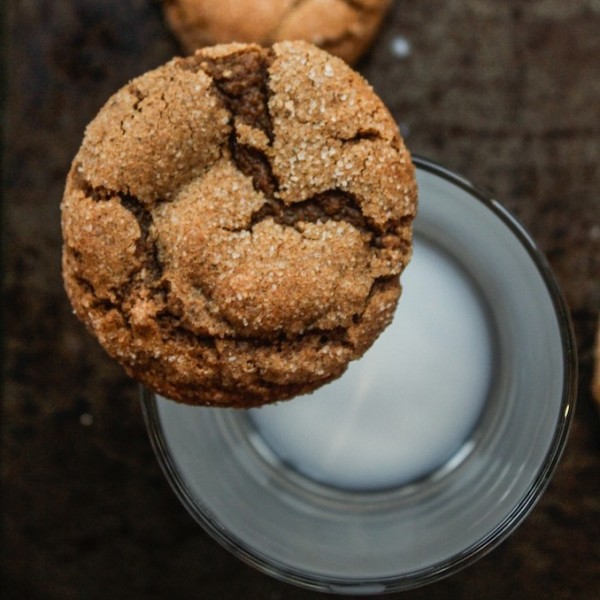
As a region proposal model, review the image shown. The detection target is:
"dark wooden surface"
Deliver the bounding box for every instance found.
[2,1,599,598]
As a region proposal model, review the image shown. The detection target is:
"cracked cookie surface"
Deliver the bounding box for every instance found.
[162,0,391,65]
[61,41,417,407]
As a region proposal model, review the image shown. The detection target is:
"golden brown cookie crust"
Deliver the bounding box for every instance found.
[162,0,391,65]
[61,41,417,407]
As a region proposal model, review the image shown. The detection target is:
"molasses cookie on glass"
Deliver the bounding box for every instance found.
[162,0,391,65]
[61,41,417,407]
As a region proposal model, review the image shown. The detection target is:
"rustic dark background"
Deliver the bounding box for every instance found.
[2,1,599,598]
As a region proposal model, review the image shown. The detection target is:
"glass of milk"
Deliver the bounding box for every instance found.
[142,157,576,594]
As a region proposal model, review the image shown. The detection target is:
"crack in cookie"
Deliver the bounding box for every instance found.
[196,47,275,140]
[119,194,163,282]
[75,177,164,286]
[230,143,279,197]
[250,189,366,230]
[178,47,282,197]
[198,48,280,198]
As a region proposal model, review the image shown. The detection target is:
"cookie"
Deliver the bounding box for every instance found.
[162,0,391,65]
[593,320,600,409]
[61,41,417,407]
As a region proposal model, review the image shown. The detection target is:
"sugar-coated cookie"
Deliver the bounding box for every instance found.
[61,41,417,407]
[163,0,391,65]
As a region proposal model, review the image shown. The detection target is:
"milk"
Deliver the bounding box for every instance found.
[249,237,494,491]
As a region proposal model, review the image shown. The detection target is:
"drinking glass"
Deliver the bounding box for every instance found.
[142,157,576,595]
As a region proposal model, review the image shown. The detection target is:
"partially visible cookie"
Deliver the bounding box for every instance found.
[162,0,391,65]
[61,41,417,407]
[593,320,600,409]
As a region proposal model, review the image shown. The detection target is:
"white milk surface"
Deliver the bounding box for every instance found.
[250,237,494,490]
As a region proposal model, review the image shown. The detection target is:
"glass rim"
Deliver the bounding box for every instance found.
[140,155,578,594]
